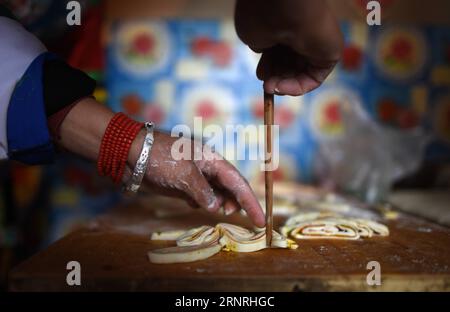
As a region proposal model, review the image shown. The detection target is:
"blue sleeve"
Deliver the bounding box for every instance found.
[7,52,55,165]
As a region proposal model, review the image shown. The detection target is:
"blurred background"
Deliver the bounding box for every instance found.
[1,0,450,288]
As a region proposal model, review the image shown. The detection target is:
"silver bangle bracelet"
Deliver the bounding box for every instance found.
[123,122,155,195]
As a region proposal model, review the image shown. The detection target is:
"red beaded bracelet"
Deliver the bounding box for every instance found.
[98,113,144,184]
[116,121,143,184]
[113,118,141,184]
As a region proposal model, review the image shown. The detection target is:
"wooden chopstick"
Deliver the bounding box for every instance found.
[264,92,274,247]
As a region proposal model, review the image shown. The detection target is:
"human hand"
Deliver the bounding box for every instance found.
[235,0,343,96]
[128,131,265,227]
[58,98,264,226]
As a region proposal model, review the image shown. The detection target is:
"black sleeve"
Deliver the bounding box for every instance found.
[0,4,17,20]
[42,59,97,117]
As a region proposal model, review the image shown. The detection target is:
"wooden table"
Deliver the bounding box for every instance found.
[9,196,450,291]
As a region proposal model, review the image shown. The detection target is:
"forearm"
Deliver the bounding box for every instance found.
[58,97,150,182]
[58,97,114,161]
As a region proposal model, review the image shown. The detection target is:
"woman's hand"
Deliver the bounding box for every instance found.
[59,98,265,227]
[128,131,265,227]
[235,0,343,96]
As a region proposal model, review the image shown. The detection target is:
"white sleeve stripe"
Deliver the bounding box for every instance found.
[0,16,47,160]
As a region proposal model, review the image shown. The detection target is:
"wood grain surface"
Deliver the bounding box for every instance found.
[9,196,450,291]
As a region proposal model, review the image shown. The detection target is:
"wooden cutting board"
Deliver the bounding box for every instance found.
[9,197,450,291]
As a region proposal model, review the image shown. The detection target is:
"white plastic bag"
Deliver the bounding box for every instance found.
[315,95,429,203]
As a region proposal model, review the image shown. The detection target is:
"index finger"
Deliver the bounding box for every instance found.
[202,160,266,227]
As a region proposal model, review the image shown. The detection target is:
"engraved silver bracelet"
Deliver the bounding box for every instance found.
[123,122,155,195]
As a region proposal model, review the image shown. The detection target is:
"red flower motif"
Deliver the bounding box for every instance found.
[396,109,419,129]
[275,106,295,128]
[324,102,342,124]
[133,33,154,55]
[145,104,165,124]
[191,37,212,56]
[191,37,232,67]
[196,100,217,119]
[210,42,232,67]
[390,37,413,61]
[342,44,363,71]
[252,99,265,119]
[121,94,143,116]
[378,98,398,122]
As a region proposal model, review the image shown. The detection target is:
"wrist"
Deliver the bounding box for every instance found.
[123,122,155,194]
[127,128,146,168]
[97,113,143,184]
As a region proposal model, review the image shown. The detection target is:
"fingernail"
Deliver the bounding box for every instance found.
[274,88,282,96]
[224,208,233,216]
[207,196,218,211]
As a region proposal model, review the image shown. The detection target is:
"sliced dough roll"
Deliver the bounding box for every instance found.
[148,223,297,264]
[355,219,389,236]
[148,241,222,264]
[151,229,186,241]
[177,226,219,246]
[282,214,389,240]
[286,220,360,240]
